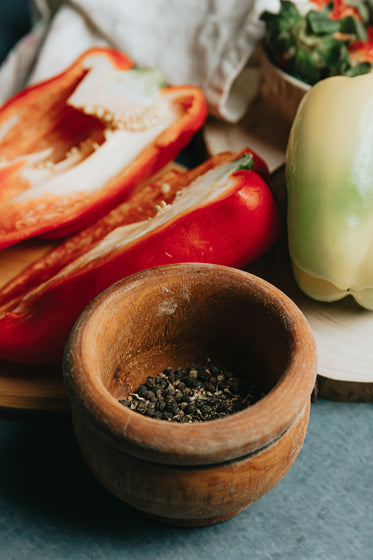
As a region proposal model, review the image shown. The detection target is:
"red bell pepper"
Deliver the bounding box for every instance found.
[0,152,234,306]
[0,149,280,364]
[0,47,207,249]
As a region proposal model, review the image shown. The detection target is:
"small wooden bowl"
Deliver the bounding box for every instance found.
[63,263,317,526]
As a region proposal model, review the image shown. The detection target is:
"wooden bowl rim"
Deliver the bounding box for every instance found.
[63,263,317,465]
[261,48,311,93]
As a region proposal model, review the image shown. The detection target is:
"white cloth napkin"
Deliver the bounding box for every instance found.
[0,0,284,123]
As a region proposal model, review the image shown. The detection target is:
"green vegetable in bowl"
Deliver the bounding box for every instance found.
[260,0,372,84]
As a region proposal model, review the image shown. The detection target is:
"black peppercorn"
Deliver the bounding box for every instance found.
[174,389,184,403]
[205,382,215,393]
[119,363,262,422]
[145,376,155,390]
[136,400,148,414]
[165,384,176,396]
[145,389,156,402]
[188,369,198,379]
[155,399,166,412]
[176,368,187,379]
[162,410,172,421]
[136,384,148,398]
[198,368,210,382]
[185,402,198,415]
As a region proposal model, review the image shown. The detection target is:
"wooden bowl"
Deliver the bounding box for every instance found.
[63,263,317,526]
[261,50,310,122]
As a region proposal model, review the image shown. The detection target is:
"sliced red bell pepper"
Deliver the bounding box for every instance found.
[0,47,207,249]
[0,149,280,364]
[0,148,269,305]
[0,152,234,306]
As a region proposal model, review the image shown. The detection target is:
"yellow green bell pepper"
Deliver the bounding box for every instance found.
[286,72,373,309]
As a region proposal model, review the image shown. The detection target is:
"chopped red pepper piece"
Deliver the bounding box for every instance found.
[329,0,362,21]
[311,0,362,20]
[348,26,373,62]
[0,47,207,249]
[0,149,280,363]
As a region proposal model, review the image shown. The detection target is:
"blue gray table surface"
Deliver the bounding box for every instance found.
[0,3,372,559]
[1,402,372,560]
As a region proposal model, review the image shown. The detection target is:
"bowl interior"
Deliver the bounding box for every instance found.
[80,265,293,406]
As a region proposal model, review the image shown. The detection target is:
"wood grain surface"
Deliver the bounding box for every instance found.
[0,239,68,412]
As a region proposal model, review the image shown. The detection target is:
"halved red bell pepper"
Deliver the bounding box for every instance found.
[0,152,234,306]
[0,149,280,363]
[0,47,207,249]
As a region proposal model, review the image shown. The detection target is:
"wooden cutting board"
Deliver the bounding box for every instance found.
[205,95,373,402]
[0,239,69,412]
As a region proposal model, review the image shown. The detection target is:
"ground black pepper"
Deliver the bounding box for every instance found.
[119,361,263,422]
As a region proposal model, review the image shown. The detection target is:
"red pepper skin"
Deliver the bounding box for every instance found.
[245,150,270,184]
[348,26,373,63]
[0,48,207,249]
[0,153,232,306]
[0,149,268,306]
[0,48,134,117]
[0,151,280,363]
[329,0,362,20]
[311,0,362,20]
